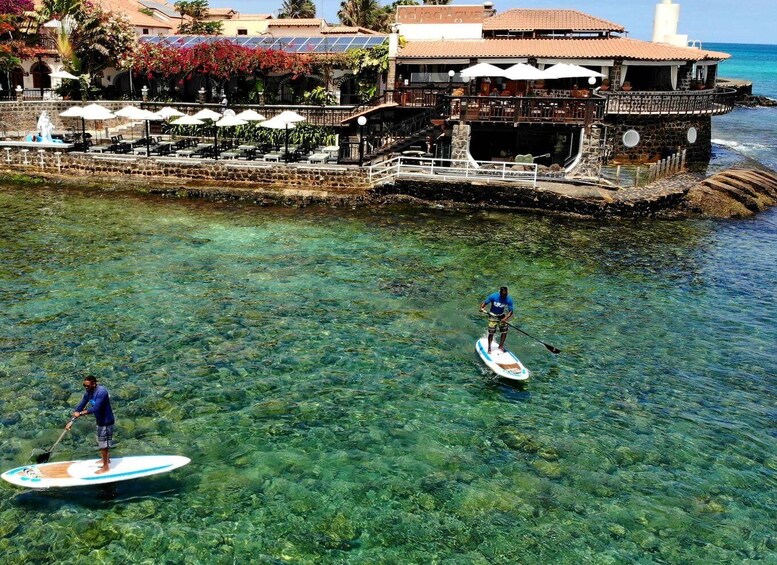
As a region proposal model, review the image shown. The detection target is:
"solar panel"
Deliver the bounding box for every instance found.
[138,35,387,54]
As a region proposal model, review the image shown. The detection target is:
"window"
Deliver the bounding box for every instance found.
[143,28,149,35]
[237,29,248,35]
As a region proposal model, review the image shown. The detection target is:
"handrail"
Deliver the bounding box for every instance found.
[446,95,605,125]
[601,87,736,116]
[368,156,539,187]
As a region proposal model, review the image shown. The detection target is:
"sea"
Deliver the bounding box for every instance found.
[0,45,775,563]
[710,42,777,171]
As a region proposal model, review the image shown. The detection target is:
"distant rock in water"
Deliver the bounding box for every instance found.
[737,95,777,108]
[683,168,777,217]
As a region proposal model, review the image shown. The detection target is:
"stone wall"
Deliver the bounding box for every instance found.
[379,178,687,218]
[450,123,471,161]
[604,115,712,165]
[0,150,371,194]
[1,100,138,138]
[569,126,604,179]
[678,63,694,90]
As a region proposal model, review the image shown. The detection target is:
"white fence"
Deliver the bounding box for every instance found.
[368,156,538,187]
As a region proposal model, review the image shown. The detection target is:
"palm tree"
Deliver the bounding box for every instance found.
[423,0,451,4]
[278,0,316,19]
[338,0,381,29]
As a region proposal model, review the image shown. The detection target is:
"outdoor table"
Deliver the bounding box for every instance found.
[175,149,195,158]
[264,153,281,162]
[307,153,329,164]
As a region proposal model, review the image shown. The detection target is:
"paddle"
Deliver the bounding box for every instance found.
[480,312,561,354]
[35,417,76,464]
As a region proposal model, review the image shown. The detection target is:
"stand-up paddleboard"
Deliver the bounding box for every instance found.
[476,336,530,381]
[1,455,190,489]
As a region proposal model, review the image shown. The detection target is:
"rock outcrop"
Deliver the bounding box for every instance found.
[683,168,777,217]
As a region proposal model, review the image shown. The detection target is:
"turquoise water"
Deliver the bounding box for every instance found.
[0,185,775,563]
[711,42,777,171]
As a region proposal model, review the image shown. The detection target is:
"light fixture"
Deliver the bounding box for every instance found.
[448,70,455,78]
[357,116,367,126]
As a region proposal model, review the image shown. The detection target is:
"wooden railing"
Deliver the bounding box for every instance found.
[447,95,605,125]
[601,88,736,116]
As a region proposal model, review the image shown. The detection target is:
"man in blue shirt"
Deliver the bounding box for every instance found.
[66,376,115,474]
[480,286,514,353]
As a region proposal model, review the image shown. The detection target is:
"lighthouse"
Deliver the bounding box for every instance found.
[652,0,689,47]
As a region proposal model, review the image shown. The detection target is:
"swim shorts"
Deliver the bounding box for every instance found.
[487,314,508,335]
[96,425,114,449]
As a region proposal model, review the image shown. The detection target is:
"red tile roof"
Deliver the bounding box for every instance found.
[483,9,625,33]
[398,38,729,62]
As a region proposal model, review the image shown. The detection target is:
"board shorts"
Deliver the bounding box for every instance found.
[96,425,114,449]
[488,314,508,335]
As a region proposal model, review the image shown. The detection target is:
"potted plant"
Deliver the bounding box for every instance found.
[599,78,611,91]
[621,81,633,92]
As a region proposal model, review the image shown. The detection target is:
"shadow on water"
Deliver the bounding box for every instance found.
[8,476,188,510]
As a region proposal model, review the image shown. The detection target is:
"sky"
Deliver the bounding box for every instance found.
[208,0,776,45]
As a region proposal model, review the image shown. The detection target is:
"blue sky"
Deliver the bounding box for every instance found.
[208,0,775,45]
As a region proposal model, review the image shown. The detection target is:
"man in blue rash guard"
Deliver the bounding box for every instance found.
[480,286,514,353]
[66,375,115,474]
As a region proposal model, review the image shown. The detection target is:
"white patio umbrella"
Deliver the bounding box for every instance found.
[192,108,222,121]
[59,106,85,148]
[114,107,161,157]
[459,62,508,79]
[61,103,114,149]
[235,109,266,121]
[50,70,79,80]
[157,106,185,119]
[261,111,305,162]
[504,63,546,81]
[170,115,205,126]
[541,63,605,80]
[212,110,248,160]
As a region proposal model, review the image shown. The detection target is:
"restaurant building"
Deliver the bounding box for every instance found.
[345,1,734,172]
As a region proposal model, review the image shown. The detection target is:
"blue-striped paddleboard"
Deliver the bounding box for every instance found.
[1,455,190,489]
[476,336,530,381]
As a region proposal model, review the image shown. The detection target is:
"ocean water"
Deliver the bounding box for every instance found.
[710,42,777,171]
[0,186,775,563]
[1,43,776,564]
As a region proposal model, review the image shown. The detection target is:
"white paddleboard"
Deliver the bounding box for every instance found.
[476,336,530,381]
[1,455,190,489]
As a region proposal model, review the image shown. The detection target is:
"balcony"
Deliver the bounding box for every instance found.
[601,88,737,116]
[447,95,605,126]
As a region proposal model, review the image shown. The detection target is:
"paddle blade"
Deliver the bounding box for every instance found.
[545,343,561,354]
[35,451,52,464]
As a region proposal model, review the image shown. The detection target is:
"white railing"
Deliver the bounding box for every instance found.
[368,156,538,187]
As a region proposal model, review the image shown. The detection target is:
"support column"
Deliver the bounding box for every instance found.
[451,123,471,164]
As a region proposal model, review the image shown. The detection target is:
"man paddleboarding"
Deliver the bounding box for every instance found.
[66,376,115,474]
[480,286,514,353]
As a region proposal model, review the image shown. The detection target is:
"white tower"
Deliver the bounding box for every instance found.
[652,0,689,47]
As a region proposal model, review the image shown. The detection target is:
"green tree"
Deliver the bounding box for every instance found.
[174,0,222,35]
[423,0,451,4]
[278,0,316,19]
[337,0,381,29]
